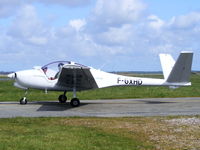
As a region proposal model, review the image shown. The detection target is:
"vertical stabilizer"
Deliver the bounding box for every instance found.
[159,54,175,80]
[166,51,193,83]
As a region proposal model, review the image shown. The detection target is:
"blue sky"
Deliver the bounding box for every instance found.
[0,0,199,71]
[147,0,200,19]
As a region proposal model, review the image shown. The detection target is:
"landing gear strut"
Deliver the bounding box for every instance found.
[58,89,80,107]
[69,70,80,107]
[70,87,80,107]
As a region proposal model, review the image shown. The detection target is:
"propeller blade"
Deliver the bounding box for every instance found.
[7,73,16,79]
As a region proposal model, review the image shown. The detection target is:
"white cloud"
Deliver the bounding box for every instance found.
[0,0,22,17]
[93,0,146,26]
[147,15,164,30]
[0,0,91,18]
[94,24,133,46]
[32,0,91,7]
[28,36,48,45]
[168,12,200,29]
[83,0,148,56]
[0,0,200,71]
[69,19,86,32]
[7,5,49,46]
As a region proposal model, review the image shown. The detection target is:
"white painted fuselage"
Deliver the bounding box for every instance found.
[8,65,190,92]
[7,52,193,106]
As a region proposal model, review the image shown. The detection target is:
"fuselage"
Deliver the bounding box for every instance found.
[7,60,192,92]
[6,52,193,106]
[8,65,190,92]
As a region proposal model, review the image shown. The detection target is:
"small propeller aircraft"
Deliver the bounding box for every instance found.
[8,51,193,107]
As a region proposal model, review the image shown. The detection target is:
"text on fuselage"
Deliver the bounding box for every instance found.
[117,77,143,86]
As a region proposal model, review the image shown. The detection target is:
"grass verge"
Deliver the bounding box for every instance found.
[0,116,200,150]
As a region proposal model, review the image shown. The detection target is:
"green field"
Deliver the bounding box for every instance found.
[0,116,200,150]
[0,73,200,102]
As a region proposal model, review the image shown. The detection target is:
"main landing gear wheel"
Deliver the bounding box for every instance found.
[70,98,80,107]
[58,95,67,103]
[20,97,27,105]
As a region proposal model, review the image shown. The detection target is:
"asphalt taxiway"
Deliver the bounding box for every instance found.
[0,97,200,118]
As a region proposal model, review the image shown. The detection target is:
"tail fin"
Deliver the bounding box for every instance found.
[160,51,193,83]
[167,51,193,83]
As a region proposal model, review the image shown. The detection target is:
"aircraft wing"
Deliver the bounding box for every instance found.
[56,64,98,91]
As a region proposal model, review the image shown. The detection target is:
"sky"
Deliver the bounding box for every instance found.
[0,0,200,72]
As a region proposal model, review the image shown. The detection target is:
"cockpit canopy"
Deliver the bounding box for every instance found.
[41,61,88,80]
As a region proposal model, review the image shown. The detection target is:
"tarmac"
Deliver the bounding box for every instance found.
[0,97,200,118]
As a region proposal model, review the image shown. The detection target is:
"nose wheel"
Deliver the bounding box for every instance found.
[19,90,28,105]
[20,97,27,105]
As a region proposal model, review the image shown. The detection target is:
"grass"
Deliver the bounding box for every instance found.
[0,117,154,150]
[0,116,200,150]
[0,74,200,101]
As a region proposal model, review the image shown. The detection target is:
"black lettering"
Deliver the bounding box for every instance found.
[138,80,143,85]
[129,80,133,84]
[133,80,137,85]
[124,79,129,84]
[117,77,121,84]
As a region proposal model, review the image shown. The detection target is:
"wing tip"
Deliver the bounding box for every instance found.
[181,51,193,54]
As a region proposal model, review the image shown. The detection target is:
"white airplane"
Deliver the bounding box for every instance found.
[8,51,193,107]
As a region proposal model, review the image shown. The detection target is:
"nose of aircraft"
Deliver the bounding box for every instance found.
[7,72,16,79]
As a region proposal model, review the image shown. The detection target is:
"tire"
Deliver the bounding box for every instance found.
[20,97,27,105]
[58,95,67,103]
[70,98,80,107]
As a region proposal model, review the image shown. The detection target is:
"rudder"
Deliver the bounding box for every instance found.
[166,51,193,83]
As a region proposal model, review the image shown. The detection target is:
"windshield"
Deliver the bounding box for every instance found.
[41,61,89,80]
[41,61,70,80]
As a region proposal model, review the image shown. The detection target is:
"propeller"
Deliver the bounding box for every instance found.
[7,72,17,79]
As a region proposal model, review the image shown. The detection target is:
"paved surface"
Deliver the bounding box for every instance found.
[0,97,200,118]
